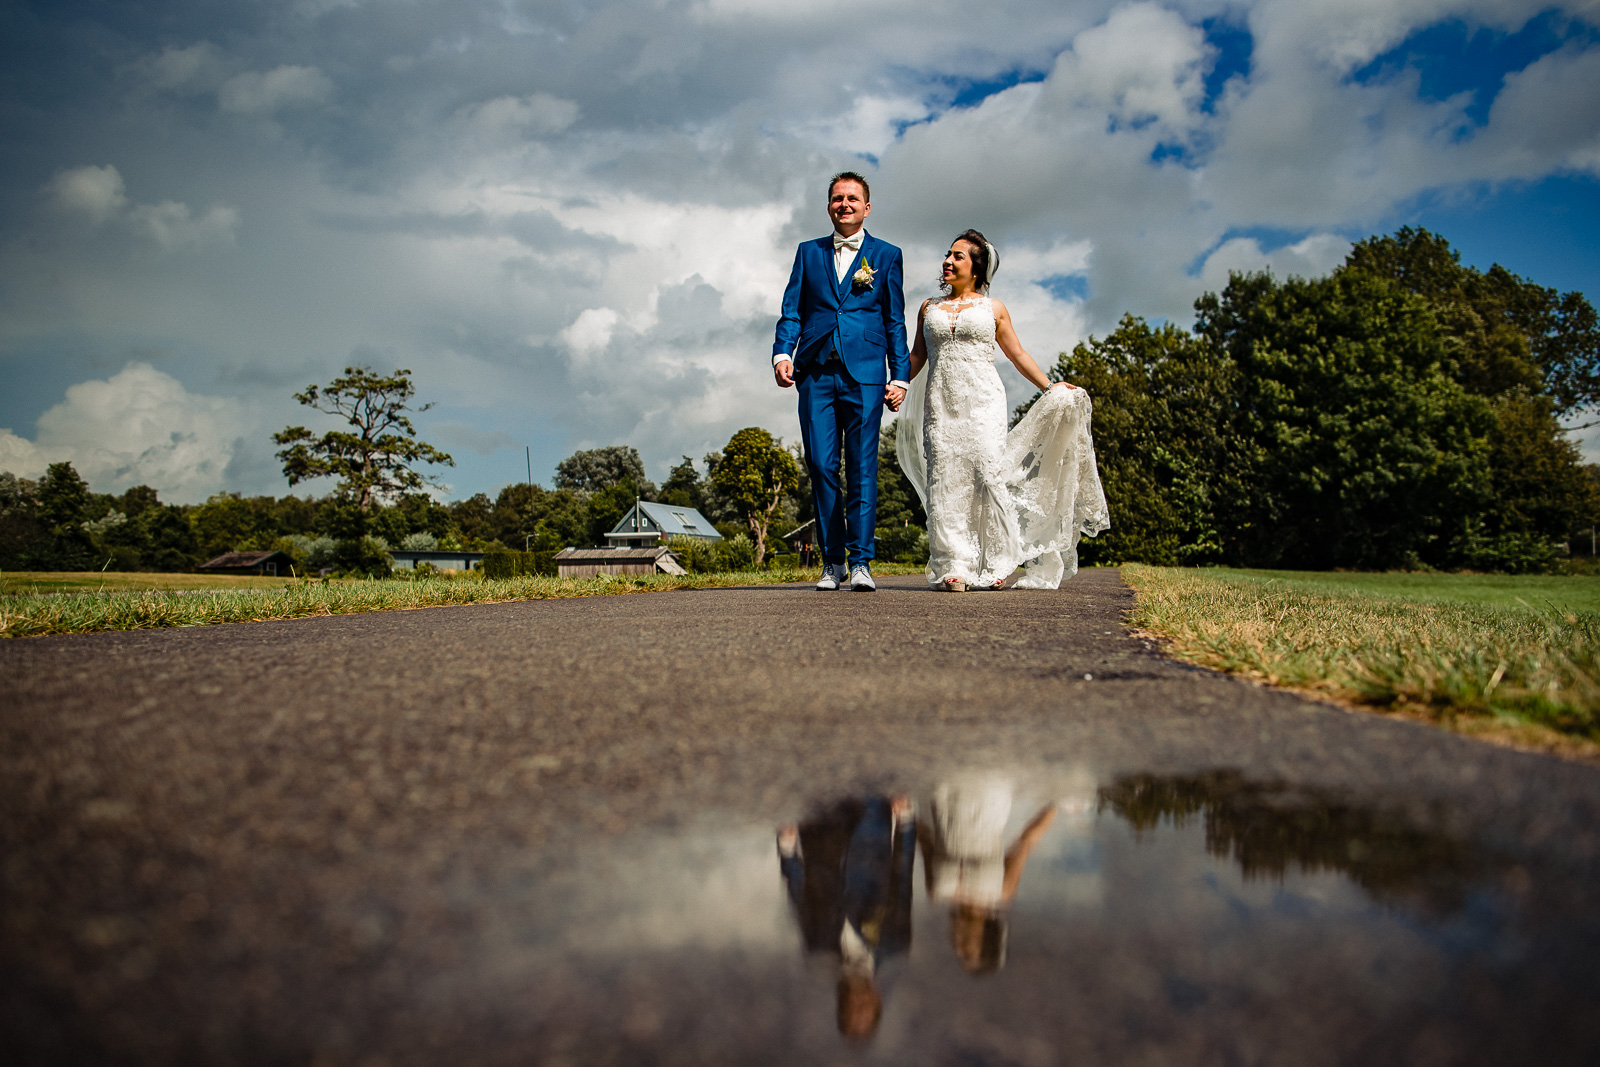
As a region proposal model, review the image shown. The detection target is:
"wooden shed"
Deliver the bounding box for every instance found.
[197,550,298,577]
[554,546,686,578]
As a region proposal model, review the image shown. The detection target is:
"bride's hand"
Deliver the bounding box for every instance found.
[1050,381,1077,391]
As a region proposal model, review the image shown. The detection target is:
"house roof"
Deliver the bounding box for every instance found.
[555,547,675,561]
[607,500,723,541]
[198,550,296,570]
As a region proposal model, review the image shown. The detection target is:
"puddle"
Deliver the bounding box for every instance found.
[380,768,1598,1065]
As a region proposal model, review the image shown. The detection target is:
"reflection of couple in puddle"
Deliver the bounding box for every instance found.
[777,776,1065,1039]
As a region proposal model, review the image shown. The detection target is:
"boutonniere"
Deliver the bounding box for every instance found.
[852,260,876,291]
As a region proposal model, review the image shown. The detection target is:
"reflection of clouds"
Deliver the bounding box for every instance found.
[551,825,795,956]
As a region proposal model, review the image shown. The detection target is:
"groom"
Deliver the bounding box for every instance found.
[773,171,910,591]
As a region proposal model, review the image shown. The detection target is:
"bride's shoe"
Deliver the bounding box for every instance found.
[941,577,967,592]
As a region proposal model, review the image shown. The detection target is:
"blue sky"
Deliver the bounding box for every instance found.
[1,0,1597,502]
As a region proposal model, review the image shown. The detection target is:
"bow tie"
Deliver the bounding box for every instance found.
[833,231,864,253]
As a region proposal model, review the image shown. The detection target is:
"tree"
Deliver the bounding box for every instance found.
[1345,226,1600,415]
[874,426,926,563]
[1195,268,1495,569]
[712,427,800,565]
[554,445,656,497]
[273,366,454,512]
[1046,315,1239,566]
[660,455,708,510]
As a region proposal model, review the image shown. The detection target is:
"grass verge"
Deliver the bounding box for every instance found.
[0,563,927,640]
[1121,564,1600,754]
[0,571,302,594]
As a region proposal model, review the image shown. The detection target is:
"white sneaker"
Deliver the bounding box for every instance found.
[816,563,846,590]
[849,565,876,592]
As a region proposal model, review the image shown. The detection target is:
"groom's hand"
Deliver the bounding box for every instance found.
[884,384,906,411]
[774,359,794,388]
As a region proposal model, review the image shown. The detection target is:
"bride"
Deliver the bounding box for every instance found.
[895,230,1110,591]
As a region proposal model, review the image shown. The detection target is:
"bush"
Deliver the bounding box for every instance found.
[715,532,756,572]
[333,536,394,578]
[481,547,536,578]
[769,553,800,569]
[669,535,717,573]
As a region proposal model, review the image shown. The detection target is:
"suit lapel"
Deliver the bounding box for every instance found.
[835,232,868,301]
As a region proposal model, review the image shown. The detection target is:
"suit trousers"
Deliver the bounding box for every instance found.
[797,356,881,567]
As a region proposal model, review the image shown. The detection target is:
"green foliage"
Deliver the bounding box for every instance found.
[482,547,537,578]
[712,427,800,565]
[1047,315,1235,567]
[875,425,927,563]
[332,536,394,578]
[1053,229,1592,573]
[667,533,757,573]
[554,445,656,496]
[1196,267,1496,569]
[273,366,454,511]
[1346,226,1600,416]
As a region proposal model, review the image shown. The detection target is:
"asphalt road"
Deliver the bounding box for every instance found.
[4,570,1600,1064]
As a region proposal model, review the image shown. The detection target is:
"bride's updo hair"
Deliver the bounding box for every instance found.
[944,229,998,293]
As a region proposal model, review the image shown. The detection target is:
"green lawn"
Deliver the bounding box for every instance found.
[0,563,926,639]
[0,571,302,595]
[1225,568,1600,614]
[1122,564,1600,749]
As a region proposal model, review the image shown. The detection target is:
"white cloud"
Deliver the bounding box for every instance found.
[460,93,580,142]
[40,164,237,250]
[140,41,228,93]
[219,65,334,114]
[4,0,1599,496]
[0,363,252,503]
[46,164,127,223]
[128,201,241,250]
[1197,232,1354,291]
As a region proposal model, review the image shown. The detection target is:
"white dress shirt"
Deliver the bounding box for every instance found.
[775,229,910,391]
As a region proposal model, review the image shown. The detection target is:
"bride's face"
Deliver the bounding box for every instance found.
[941,240,980,290]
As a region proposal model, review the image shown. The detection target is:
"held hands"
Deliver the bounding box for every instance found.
[885,384,906,411]
[774,359,794,388]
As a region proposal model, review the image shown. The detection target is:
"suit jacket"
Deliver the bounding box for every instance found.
[773,232,910,386]
[779,796,915,961]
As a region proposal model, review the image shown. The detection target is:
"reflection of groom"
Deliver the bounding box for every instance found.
[773,171,910,592]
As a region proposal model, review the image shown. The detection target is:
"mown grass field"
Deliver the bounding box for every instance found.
[0,564,926,639]
[1122,564,1600,751]
[0,571,302,595]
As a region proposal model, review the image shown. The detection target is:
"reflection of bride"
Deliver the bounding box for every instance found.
[895,230,1110,590]
[918,775,1059,974]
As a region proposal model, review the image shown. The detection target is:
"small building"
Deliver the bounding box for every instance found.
[605,500,723,547]
[198,550,299,577]
[388,549,486,572]
[778,518,817,567]
[554,546,687,578]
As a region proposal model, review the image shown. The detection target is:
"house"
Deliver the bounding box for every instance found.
[388,549,486,572]
[198,550,299,577]
[554,546,687,578]
[605,500,723,547]
[778,518,817,567]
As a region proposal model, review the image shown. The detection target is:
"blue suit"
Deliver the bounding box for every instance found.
[774,232,910,567]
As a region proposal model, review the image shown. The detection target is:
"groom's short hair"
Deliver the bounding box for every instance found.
[828,171,871,203]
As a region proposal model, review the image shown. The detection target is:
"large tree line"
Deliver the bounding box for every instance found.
[1051,228,1599,572]
[0,433,928,577]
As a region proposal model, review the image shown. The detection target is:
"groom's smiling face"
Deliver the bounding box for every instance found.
[828,180,870,236]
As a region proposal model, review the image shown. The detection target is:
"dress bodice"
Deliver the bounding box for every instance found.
[923,296,997,364]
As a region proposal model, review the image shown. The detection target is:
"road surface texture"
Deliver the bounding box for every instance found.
[4,569,1599,1065]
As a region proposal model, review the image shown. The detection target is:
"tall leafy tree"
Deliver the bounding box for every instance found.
[1195,269,1495,569]
[1346,227,1600,415]
[712,427,800,565]
[273,366,454,511]
[1046,315,1239,566]
[554,445,656,496]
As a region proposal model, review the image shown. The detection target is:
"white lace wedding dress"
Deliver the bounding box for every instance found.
[894,295,1110,589]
